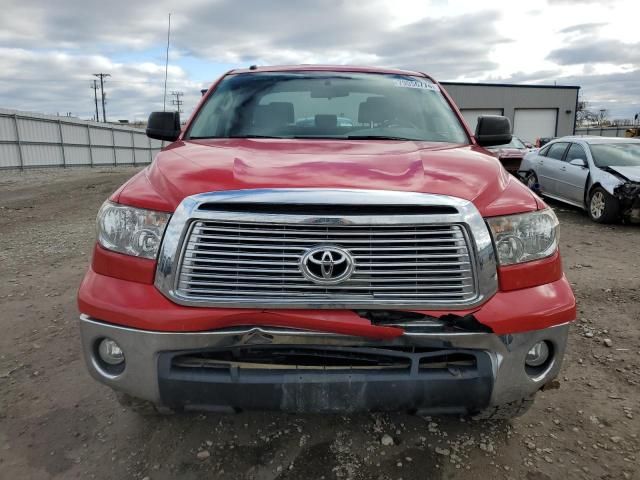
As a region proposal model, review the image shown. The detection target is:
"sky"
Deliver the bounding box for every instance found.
[1,0,638,122]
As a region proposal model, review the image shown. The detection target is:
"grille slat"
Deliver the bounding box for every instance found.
[191,234,463,245]
[188,242,466,251]
[187,249,468,259]
[181,274,473,283]
[194,226,461,236]
[181,265,472,275]
[175,219,478,306]
[180,280,475,291]
[174,288,473,298]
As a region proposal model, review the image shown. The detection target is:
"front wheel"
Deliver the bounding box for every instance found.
[525,171,539,191]
[588,187,619,223]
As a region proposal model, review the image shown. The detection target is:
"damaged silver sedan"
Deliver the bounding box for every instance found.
[520,137,640,223]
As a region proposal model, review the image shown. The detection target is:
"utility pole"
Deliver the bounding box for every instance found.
[93,73,111,122]
[170,91,184,113]
[91,79,100,122]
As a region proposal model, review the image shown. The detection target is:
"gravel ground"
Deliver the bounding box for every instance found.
[0,167,638,480]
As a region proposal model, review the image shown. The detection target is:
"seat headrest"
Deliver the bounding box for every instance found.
[358,97,393,124]
[254,102,294,127]
[315,114,337,129]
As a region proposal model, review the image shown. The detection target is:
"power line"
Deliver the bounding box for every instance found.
[91,79,99,122]
[170,90,184,113]
[93,73,111,122]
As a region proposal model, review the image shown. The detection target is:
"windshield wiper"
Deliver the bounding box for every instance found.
[346,135,417,141]
[229,134,289,139]
[189,134,288,139]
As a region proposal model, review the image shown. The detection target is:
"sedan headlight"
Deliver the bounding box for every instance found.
[97,201,170,259]
[486,209,559,266]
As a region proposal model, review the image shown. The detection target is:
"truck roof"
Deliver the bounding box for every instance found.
[229,64,429,78]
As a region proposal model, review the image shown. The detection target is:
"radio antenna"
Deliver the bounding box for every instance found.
[163,13,171,111]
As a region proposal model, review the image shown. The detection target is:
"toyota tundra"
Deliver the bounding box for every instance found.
[78,65,576,418]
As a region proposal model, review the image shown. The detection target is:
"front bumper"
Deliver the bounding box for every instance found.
[80,315,569,414]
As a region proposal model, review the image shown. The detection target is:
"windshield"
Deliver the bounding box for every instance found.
[187,72,469,143]
[590,143,640,168]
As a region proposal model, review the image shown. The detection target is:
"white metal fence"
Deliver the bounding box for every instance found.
[0,108,164,169]
[575,126,638,138]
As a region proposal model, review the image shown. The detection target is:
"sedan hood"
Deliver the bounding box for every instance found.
[114,138,541,217]
[607,166,640,182]
[487,147,525,158]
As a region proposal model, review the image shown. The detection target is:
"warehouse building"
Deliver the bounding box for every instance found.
[441,82,580,144]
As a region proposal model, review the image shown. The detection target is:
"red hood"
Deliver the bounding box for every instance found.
[113,138,542,217]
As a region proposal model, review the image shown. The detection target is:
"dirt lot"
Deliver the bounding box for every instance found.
[0,167,638,480]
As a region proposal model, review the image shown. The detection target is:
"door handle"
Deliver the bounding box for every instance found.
[560,166,566,171]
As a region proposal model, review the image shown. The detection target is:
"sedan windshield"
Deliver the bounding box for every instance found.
[187,72,469,143]
[590,143,640,168]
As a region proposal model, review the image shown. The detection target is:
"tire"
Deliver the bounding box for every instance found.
[588,186,619,223]
[525,171,539,191]
[115,392,172,416]
[471,396,535,421]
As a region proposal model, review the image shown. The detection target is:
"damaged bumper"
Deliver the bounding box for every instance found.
[80,315,569,414]
[614,182,640,223]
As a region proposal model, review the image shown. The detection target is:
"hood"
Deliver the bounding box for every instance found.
[114,138,540,217]
[607,165,640,182]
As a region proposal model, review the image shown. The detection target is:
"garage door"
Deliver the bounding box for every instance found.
[513,109,557,144]
[460,109,503,134]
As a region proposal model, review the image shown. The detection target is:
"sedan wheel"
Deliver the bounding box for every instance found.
[588,187,619,223]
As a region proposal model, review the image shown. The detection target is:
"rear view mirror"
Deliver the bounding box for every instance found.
[569,158,587,168]
[146,111,181,141]
[475,116,512,147]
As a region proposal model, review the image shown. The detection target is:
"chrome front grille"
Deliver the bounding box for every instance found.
[155,189,498,310]
[175,220,478,306]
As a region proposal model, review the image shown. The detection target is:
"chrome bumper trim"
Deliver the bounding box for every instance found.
[80,315,569,410]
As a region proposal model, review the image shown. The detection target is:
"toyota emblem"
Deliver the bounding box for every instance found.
[300,246,355,285]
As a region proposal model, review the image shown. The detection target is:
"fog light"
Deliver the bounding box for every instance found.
[525,341,550,367]
[98,338,125,365]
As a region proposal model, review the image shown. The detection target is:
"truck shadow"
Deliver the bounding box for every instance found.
[120,409,515,480]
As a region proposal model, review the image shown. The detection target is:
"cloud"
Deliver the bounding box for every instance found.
[0,0,509,119]
[490,68,640,119]
[0,0,173,50]
[0,0,637,120]
[547,0,620,4]
[559,22,606,34]
[547,39,640,66]
[0,47,204,120]
[168,3,507,79]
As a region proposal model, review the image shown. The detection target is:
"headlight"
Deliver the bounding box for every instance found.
[486,209,559,266]
[96,201,170,259]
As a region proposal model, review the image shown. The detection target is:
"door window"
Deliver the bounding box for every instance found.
[546,142,569,160]
[565,144,587,163]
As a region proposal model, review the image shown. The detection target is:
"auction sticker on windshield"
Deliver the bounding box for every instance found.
[393,78,439,91]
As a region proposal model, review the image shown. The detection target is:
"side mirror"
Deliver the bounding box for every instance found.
[569,158,587,168]
[146,111,181,141]
[475,115,512,147]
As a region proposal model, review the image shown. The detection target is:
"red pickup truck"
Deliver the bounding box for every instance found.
[78,65,575,418]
